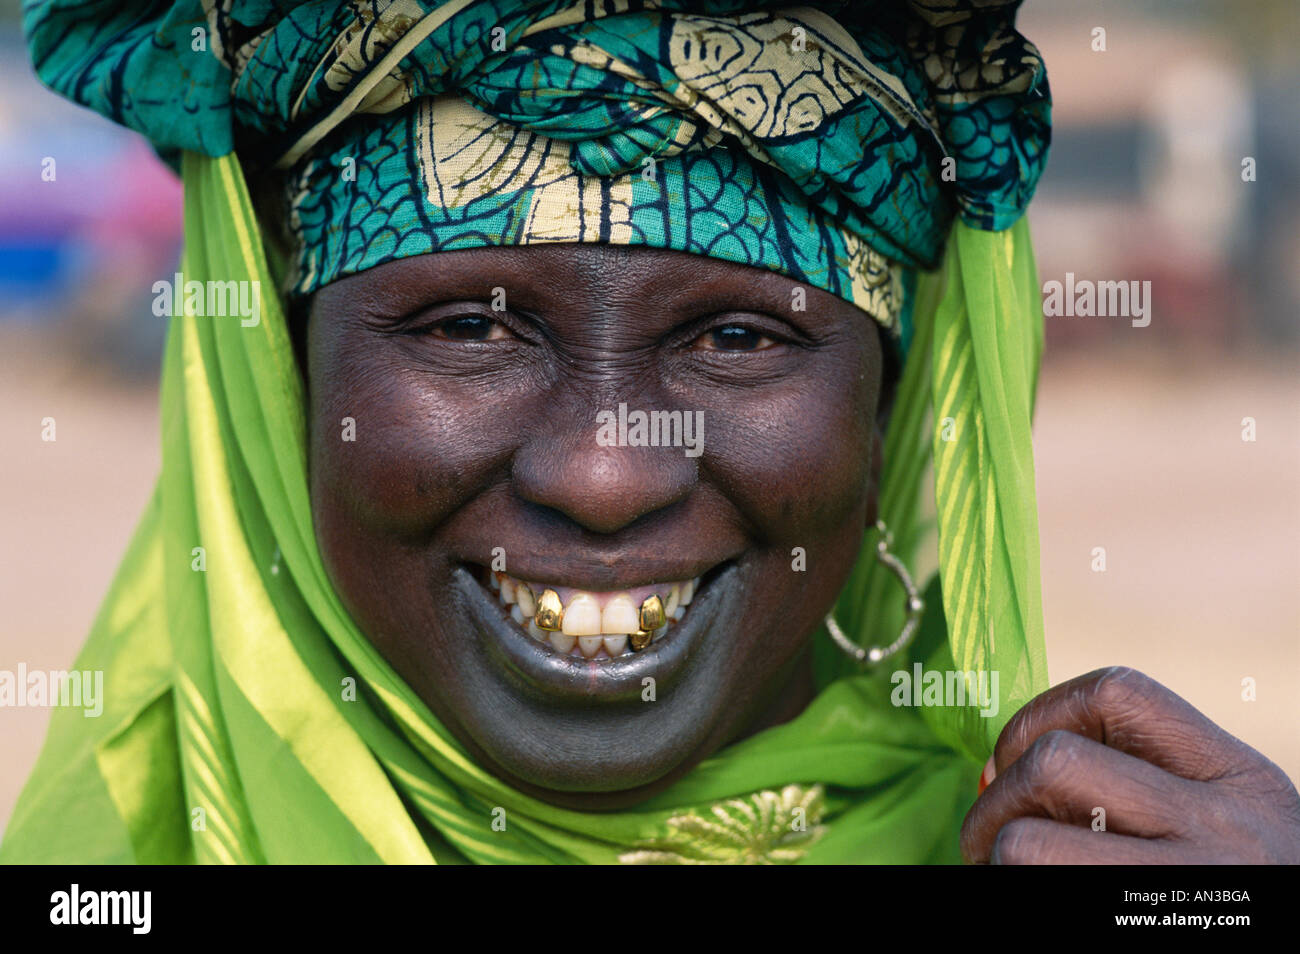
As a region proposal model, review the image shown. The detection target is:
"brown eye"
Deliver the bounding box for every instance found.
[697,324,776,352]
[430,315,513,341]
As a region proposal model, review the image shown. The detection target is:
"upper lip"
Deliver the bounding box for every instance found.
[466,559,724,593]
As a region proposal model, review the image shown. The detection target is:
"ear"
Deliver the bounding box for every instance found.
[865,421,885,528]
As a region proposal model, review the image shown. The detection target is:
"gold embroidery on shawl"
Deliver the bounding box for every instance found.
[619,783,828,865]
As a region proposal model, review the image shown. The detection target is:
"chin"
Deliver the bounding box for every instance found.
[413,556,802,804]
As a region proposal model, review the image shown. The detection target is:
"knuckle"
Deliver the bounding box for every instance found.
[996,708,1039,764]
[1091,665,1152,709]
[1259,760,1300,809]
[992,818,1038,865]
[1024,728,1081,780]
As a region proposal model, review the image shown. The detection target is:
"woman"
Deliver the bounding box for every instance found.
[5,0,1297,864]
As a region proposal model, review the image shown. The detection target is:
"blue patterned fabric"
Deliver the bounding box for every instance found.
[24,0,1051,337]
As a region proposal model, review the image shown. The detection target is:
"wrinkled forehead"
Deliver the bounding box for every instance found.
[309,241,888,327]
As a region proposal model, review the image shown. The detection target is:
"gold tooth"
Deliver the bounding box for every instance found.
[639,594,666,631]
[535,589,564,631]
[630,629,653,651]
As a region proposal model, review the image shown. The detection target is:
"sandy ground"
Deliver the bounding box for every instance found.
[1,333,1297,840]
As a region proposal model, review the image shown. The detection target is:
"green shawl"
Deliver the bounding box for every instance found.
[2,152,1046,863]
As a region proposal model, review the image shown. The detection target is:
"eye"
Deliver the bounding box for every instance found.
[428,314,515,341]
[695,324,778,352]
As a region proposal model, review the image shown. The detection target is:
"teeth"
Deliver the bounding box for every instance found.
[535,589,564,631]
[489,570,705,658]
[561,594,602,636]
[601,595,640,634]
[516,582,535,617]
[639,594,665,631]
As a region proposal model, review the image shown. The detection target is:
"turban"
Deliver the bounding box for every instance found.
[26,0,1050,342]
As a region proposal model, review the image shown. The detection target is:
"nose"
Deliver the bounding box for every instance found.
[511,405,698,535]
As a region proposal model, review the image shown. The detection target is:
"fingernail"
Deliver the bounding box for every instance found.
[977,756,996,796]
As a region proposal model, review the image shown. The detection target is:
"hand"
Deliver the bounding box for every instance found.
[961,666,1300,864]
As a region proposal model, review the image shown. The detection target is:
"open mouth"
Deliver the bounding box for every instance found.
[470,564,723,661]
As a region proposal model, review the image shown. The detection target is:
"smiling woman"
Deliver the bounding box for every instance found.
[8,0,1297,866]
[2,0,1051,863]
[306,245,887,803]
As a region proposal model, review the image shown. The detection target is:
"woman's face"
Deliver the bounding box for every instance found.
[306,244,886,808]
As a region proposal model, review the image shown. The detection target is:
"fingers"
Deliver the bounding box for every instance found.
[966,668,1300,864]
[962,728,1195,863]
[993,666,1253,783]
[987,818,1187,865]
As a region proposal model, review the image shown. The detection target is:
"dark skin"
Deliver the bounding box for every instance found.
[305,243,1300,859]
[965,667,1300,863]
[305,244,882,809]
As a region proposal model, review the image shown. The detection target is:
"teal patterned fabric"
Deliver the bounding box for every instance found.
[24,0,1050,339]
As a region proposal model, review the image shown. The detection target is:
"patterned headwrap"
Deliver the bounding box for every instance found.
[26,0,1049,342]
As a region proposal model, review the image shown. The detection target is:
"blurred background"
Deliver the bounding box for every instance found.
[1,0,1297,836]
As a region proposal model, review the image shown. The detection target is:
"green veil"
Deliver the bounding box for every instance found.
[1,150,1047,864]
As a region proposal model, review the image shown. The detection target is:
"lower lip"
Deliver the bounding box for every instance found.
[453,563,735,700]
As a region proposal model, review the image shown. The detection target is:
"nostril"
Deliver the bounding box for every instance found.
[511,438,696,535]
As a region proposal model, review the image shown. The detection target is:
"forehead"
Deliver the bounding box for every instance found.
[313,243,877,324]
[340,243,787,290]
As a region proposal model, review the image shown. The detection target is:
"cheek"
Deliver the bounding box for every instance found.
[697,359,877,543]
[306,336,507,539]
